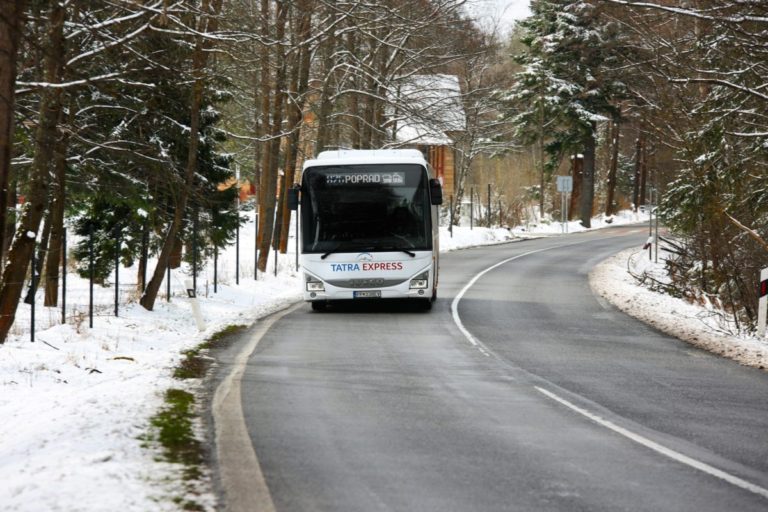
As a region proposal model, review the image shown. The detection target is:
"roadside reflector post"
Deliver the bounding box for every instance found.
[758,268,768,338]
[185,279,206,332]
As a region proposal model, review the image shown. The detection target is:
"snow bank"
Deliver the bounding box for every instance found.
[590,248,768,370]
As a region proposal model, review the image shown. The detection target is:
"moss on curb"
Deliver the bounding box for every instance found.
[144,323,248,510]
[151,389,202,477]
[174,325,247,380]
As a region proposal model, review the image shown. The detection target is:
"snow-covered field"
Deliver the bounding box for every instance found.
[1,210,765,511]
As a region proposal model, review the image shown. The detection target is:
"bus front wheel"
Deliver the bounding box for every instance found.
[311,301,327,312]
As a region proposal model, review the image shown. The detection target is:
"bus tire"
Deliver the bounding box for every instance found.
[311,301,327,312]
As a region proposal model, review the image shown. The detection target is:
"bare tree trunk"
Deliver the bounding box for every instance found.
[256,0,272,253]
[24,217,50,304]
[538,142,545,219]
[347,31,360,149]
[0,0,26,272]
[372,93,385,148]
[140,0,223,311]
[537,100,545,218]
[450,140,471,226]
[273,32,298,255]
[632,130,643,210]
[0,2,63,342]
[569,155,582,221]
[3,179,15,260]
[371,43,386,148]
[270,0,293,253]
[44,107,70,307]
[605,114,620,216]
[278,0,312,252]
[639,138,648,209]
[256,0,277,272]
[252,81,262,207]
[259,0,288,271]
[361,75,375,149]
[315,4,337,154]
[137,219,149,293]
[579,123,596,228]
[315,79,332,153]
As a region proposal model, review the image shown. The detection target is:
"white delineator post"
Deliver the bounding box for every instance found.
[758,268,768,338]
[185,279,207,332]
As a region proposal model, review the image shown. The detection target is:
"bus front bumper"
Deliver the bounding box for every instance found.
[304,281,431,302]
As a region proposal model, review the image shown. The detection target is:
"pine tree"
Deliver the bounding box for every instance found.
[504,0,624,226]
[64,2,236,300]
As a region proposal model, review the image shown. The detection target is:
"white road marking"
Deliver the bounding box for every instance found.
[450,238,768,502]
[451,240,588,355]
[536,386,768,500]
[450,246,551,353]
[593,293,613,311]
[213,302,303,512]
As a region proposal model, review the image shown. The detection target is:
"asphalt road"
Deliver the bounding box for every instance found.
[215,225,768,512]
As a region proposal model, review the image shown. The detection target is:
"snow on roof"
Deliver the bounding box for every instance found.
[305,149,428,169]
[390,74,466,146]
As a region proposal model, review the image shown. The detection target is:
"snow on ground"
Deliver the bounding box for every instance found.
[0,210,765,511]
[590,247,768,370]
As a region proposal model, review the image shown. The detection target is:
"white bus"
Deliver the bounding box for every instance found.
[288,149,443,311]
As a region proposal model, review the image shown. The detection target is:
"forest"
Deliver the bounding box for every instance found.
[0,0,766,343]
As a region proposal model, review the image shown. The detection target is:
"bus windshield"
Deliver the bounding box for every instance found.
[301,164,432,254]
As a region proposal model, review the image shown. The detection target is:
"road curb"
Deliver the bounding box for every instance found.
[212,302,304,512]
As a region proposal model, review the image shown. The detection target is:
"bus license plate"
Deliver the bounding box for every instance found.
[354,290,381,299]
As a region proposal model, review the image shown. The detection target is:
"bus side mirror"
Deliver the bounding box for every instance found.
[429,179,443,205]
[288,185,300,210]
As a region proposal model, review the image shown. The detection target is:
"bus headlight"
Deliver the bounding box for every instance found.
[306,275,325,292]
[409,271,429,289]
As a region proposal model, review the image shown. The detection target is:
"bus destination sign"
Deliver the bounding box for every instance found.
[326,172,405,186]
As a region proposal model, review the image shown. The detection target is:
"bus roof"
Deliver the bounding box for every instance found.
[303,149,427,170]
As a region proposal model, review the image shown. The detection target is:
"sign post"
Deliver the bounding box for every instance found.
[556,176,573,233]
[759,267,768,338]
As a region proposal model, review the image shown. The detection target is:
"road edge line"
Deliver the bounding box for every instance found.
[535,386,768,500]
[212,302,303,512]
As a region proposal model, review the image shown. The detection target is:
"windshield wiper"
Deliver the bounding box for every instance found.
[377,245,416,257]
[320,242,416,259]
[320,241,371,259]
[321,243,343,259]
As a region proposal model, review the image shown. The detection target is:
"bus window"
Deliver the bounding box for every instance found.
[301,164,431,254]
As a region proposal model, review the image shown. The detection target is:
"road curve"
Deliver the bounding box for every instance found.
[213,226,768,512]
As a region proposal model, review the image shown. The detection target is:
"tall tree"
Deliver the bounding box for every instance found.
[605,111,620,216]
[506,0,624,227]
[0,1,65,342]
[276,0,313,253]
[0,0,26,272]
[141,0,226,310]
[448,32,516,226]
[605,0,768,324]
[257,0,288,272]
